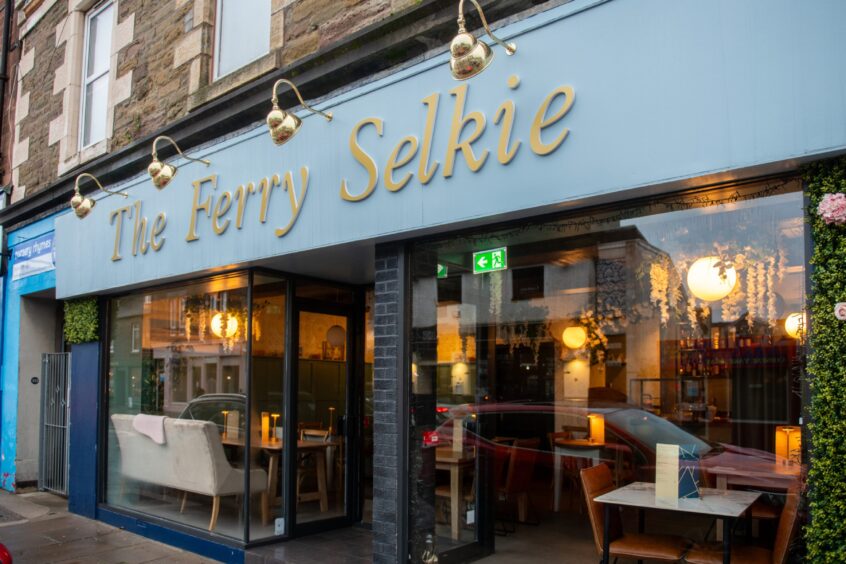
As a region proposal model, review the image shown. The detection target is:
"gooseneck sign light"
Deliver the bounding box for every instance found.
[449,0,517,80]
[69,173,128,219]
[148,135,211,189]
[266,79,333,146]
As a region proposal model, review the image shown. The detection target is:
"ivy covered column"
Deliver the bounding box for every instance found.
[805,157,846,561]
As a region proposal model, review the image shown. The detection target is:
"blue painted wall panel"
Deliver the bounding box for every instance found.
[68,341,99,517]
[0,213,60,491]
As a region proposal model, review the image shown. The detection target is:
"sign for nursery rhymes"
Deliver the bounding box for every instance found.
[12,232,55,281]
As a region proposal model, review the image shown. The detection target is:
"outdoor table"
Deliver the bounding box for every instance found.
[594,482,760,564]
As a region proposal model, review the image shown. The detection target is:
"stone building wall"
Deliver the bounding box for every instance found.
[9,0,421,202]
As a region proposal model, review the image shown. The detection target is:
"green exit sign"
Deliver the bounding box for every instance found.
[437,264,448,279]
[473,247,508,274]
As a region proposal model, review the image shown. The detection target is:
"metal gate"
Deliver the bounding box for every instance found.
[39,352,71,495]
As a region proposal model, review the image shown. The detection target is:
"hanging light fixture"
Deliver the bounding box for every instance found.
[148,135,211,189]
[784,312,806,339]
[449,0,516,80]
[69,173,128,219]
[687,256,737,302]
[211,312,238,339]
[266,79,333,146]
[562,326,588,349]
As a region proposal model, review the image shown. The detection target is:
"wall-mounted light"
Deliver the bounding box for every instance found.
[148,135,211,189]
[449,0,516,80]
[784,312,806,340]
[562,326,588,349]
[687,255,737,302]
[266,79,333,146]
[69,173,128,219]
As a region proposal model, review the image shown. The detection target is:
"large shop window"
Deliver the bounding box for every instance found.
[409,182,806,560]
[106,273,287,541]
[214,0,270,79]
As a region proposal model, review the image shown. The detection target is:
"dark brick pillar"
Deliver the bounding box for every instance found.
[372,244,408,564]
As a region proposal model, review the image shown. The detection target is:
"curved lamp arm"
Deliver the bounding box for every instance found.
[74,172,128,198]
[271,79,333,122]
[458,0,517,55]
[151,135,211,166]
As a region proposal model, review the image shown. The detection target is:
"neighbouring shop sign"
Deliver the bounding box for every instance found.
[12,232,55,281]
[473,247,507,274]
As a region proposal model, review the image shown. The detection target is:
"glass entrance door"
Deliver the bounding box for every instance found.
[293,307,353,527]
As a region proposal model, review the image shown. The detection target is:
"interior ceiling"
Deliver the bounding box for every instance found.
[255,241,376,286]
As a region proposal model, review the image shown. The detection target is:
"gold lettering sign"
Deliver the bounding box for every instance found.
[108,77,575,262]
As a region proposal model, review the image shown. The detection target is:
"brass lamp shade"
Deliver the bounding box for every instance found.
[449,32,494,80]
[266,79,332,146]
[267,107,303,147]
[69,172,128,219]
[148,136,210,190]
[449,0,516,81]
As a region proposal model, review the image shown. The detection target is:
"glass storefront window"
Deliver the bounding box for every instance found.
[106,273,286,541]
[410,182,807,560]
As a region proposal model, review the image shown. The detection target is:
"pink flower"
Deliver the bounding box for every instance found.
[835,303,846,321]
[818,193,846,225]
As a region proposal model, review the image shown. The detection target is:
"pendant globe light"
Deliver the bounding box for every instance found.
[687,256,737,302]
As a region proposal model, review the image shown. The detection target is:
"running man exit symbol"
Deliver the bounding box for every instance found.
[473,247,508,274]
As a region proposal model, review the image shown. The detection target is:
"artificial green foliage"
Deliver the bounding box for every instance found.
[63,298,99,344]
[804,157,846,562]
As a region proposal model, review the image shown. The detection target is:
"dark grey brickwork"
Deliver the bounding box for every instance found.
[372,244,406,564]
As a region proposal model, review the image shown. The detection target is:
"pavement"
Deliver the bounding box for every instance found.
[0,489,214,563]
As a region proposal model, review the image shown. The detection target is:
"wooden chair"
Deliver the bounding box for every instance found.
[497,438,541,526]
[684,487,801,564]
[297,428,330,507]
[580,463,689,562]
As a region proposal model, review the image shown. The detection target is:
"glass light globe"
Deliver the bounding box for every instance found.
[784,312,805,339]
[687,256,737,302]
[562,326,588,349]
[211,312,238,338]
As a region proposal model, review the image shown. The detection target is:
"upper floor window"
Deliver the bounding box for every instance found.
[214,0,271,79]
[80,1,114,149]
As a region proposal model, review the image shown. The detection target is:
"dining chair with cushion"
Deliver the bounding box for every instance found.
[581,463,689,562]
[684,487,801,564]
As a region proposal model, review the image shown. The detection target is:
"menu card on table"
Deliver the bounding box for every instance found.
[655,443,680,508]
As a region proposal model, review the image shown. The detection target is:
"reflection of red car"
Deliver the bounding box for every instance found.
[0,542,12,564]
[433,400,804,491]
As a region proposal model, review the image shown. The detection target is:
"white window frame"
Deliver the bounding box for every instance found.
[79,0,114,150]
[213,0,271,80]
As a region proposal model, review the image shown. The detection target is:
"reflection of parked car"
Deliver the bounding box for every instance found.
[178,393,245,435]
[434,400,804,490]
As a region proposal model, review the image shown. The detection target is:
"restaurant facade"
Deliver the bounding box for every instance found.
[1,0,845,562]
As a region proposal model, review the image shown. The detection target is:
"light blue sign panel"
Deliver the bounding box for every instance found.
[11,232,55,281]
[55,0,846,298]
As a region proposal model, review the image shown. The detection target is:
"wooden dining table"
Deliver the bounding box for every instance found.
[436,446,476,541]
[221,434,340,513]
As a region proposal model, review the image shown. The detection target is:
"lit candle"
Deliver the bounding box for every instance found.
[328,407,336,436]
[261,412,270,443]
[588,413,605,444]
[775,426,801,465]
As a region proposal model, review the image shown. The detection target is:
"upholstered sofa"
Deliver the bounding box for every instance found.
[111,414,268,531]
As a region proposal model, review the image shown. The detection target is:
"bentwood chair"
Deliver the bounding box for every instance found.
[684,487,801,564]
[581,463,689,562]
